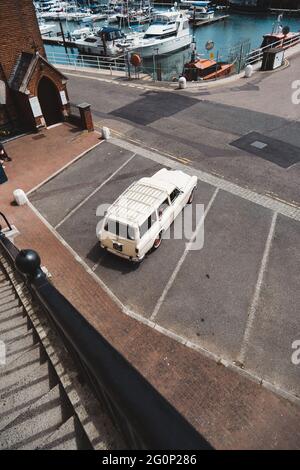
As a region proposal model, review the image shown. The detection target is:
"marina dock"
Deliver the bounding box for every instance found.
[189,15,229,27]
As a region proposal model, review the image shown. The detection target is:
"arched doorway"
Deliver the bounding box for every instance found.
[37,76,62,127]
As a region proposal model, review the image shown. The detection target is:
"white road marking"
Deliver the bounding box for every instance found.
[54,153,136,229]
[238,211,278,364]
[150,187,219,321]
[111,137,300,222]
[26,200,300,405]
[27,140,104,196]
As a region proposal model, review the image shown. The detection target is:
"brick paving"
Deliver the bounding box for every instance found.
[1,123,300,449]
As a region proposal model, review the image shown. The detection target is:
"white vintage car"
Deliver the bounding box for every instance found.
[98,168,197,262]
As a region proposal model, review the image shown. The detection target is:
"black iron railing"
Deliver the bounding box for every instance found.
[0,218,213,450]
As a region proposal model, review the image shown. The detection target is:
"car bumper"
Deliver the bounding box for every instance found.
[100,243,142,263]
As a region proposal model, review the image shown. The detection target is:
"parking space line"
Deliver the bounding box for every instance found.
[54,153,136,230]
[237,211,278,365]
[150,187,219,321]
[26,200,300,405]
[111,137,300,222]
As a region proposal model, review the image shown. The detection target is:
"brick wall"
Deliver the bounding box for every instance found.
[0,0,45,81]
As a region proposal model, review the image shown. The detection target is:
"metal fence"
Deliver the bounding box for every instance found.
[245,33,300,65]
[46,34,300,84]
[46,49,128,75]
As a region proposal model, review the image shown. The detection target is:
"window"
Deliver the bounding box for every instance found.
[104,219,135,240]
[158,198,170,218]
[139,212,157,238]
[170,188,181,203]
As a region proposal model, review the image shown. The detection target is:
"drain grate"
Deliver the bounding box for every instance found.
[230,132,300,168]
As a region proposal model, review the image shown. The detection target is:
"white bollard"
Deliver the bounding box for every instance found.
[102,127,110,140]
[178,76,187,89]
[244,64,253,78]
[13,189,28,206]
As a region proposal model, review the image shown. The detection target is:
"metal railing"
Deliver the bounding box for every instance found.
[245,33,300,66]
[0,219,213,450]
[46,49,128,76]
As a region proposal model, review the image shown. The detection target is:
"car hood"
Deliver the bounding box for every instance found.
[151,169,192,191]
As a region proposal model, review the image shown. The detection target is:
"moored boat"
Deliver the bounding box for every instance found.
[183,57,235,80]
[75,26,125,56]
[122,9,192,58]
[260,14,300,49]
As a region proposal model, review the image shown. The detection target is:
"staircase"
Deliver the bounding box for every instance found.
[0,261,94,450]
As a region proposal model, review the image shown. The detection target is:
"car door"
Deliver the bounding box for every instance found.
[158,196,173,232]
[170,187,185,220]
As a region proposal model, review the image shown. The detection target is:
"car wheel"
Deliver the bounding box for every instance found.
[153,232,162,250]
[187,187,196,204]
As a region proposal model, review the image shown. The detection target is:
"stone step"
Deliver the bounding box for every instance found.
[0,291,16,303]
[0,280,10,289]
[40,415,92,450]
[0,343,46,391]
[5,329,38,365]
[0,314,30,342]
[0,384,72,450]
[0,360,57,433]
[0,305,24,322]
[0,281,15,295]
[0,298,20,313]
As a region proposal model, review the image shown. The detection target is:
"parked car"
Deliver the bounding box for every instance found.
[98,168,197,262]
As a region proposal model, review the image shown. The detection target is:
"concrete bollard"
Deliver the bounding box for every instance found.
[13,189,28,206]
[2,225,20,243]
[102,127,111,140]
[178,76,187,89]
[244,64,253,78]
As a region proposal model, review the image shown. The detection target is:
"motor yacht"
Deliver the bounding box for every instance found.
[123,9,192,58]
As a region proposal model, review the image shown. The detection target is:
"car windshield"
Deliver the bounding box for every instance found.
[104,219,135,240]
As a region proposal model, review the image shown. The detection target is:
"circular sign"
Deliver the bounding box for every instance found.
[205,40,214,51]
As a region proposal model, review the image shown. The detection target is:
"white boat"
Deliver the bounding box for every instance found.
[123,9,192,58]
[107,13,120,24]
[75,26,125,56]
[72,26,93,39]
[187,4,215,21]
[39,20,56,35]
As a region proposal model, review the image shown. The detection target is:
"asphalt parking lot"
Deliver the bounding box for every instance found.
[30,140,300,401]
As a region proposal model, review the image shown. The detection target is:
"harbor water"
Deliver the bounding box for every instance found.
[44,12,300,80]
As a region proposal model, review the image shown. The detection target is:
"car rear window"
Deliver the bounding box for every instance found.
[104,219,135,240]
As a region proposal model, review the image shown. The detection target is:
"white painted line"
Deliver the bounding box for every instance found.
[238,211,278,364]
[27,139,104,196]
[54,152,136,230]
[111,137,300,222]
[46,123,63,130]
[27,200,127,313]
[25,201,300,406]
[150,187,219,321]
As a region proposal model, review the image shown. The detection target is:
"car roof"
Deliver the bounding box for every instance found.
[106,179,172,226]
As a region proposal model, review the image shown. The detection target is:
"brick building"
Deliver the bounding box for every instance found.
[0,0,70,133]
